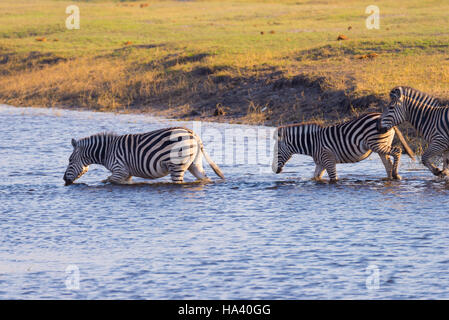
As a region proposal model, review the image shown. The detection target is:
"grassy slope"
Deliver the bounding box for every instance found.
[0,0,448,133]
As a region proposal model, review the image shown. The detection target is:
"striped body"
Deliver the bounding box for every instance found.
[273,113,415,181]
[63,127,224,185]
[379,86,449,177]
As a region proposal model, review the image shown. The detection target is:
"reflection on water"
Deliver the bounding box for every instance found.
[1,105,449,299]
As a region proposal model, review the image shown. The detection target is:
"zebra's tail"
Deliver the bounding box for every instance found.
[201,145,225,179]
[393,126,416,161]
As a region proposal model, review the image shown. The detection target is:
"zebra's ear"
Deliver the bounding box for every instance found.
[71,138,77,148]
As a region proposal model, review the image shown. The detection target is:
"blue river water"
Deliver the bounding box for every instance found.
[0,105,448,299]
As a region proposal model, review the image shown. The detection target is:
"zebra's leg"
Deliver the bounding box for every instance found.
[422,142,448,177]
[102,172,132,184]
[312,164,325,181]
[101,161,132,184]
[378,153,394,180]
[390,146,402,180]
[321,151,338,183]
[168,164,186,183]
[369,141,401,180]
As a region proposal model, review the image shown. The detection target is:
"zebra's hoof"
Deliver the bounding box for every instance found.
[329,179,338,184]
[392,174,402,180]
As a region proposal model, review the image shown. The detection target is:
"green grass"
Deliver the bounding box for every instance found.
[2,0,448,58]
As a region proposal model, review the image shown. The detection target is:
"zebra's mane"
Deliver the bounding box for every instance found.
[278,121,324,129]
[78,132,118,141]
[276,121,323,140]
[395,86,442,107]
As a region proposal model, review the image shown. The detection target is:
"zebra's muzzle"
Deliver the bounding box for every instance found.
[63,176,73,186]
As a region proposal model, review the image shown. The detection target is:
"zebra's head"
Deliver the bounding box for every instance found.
[272,127,293,174]
[63,138,89,186]
[378,86,406,131]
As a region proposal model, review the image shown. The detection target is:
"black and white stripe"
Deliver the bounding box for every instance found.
[273,113,415,182]
[63,127,224,185]
[379,86,449,177]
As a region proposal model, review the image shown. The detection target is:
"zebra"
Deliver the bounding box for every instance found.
[378,86,449,178]
[63,127,224,185]
[272,113,415,182]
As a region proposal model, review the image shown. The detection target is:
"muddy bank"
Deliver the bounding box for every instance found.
[120,66,388,126]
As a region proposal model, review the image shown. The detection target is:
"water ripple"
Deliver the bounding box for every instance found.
[1,105,449,299]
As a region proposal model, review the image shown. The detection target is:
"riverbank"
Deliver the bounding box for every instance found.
[1,0,448,151]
